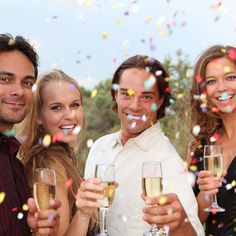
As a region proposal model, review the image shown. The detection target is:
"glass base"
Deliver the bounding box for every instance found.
[143,229,167,236]
[204,205,225,213]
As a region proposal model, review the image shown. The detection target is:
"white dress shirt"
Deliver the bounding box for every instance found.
[85,122,204,236]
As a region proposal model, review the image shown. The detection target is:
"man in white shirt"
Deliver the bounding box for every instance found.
[85,55,204,236]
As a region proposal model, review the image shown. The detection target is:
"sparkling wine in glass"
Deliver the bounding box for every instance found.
[142,162,167,236]
[95,164,116,236]
[203,145,225,212]
[33,168,56,211]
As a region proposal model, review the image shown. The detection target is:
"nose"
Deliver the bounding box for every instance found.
[10,81,24,97]
[63,107,75,120]
[129,95,140,111]
[217,80,227,92]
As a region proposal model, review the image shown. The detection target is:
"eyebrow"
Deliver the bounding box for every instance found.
[49,98,81,105]
[0,71,36,81]
[119,88,157,94]
[206,71,236,79]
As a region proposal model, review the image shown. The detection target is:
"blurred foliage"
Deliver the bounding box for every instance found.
[78,50,193,173]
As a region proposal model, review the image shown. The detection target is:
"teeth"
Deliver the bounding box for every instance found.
[218,95,233,101]
[127,114,142,120]
[60,125,75,129]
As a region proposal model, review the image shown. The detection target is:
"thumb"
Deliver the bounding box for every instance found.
[27,198,37,215]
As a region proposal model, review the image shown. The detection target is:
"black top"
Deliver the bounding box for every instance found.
[190,148,236,236]
[0,133,31,236]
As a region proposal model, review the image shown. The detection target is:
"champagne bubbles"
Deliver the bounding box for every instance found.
[192,125,201,136]
[87,139,94,148]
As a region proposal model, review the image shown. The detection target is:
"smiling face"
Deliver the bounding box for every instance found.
[115,68,162,144]
[0,50,36,133]
[205,57,236,115]
[38,80,84,144]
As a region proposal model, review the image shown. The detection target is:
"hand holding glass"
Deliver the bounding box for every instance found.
[142,162,167,236]
[203,145,225,212]
[95,164,116,236]
[33,168,56,211]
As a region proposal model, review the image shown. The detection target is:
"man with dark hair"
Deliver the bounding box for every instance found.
[85,55,204,236]
[0,34,60,235]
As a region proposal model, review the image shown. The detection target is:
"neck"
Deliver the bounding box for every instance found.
[221,112,236,139]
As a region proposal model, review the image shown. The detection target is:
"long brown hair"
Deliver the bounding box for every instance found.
[189,45,236,150]
[18,69,98,231]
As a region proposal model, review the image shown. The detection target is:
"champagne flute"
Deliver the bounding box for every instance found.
[33,168,56,211]
[95,164,116,236]
[203,145,225,212]
[142,162,167,236]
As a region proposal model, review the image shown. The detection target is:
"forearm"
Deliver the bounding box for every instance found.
[197,192,210,224]
[63,211,90,236]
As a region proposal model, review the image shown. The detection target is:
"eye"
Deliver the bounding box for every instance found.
[140,95,153,102]
[23,79,35,88]
[71,103,81,109]
[206,79,216,86]
[0,76,10,83]
[226,75,236,81]
[51,105,61,111]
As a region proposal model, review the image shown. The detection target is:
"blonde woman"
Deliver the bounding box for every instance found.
[18,69,103,235]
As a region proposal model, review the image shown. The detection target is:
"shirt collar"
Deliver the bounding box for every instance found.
[112,122,163,151]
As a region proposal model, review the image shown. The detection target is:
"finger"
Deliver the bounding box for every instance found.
[37,209,60,221]
[37,227,54,236]
[27,198,37,214]
[76,199,102,208]
[77,190,103,201]
[80,181,104,192]
[49,199,62,210]
[198,170,213,178]
[146,193,178,206]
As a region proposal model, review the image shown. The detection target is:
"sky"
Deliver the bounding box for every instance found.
[1,0,236,89]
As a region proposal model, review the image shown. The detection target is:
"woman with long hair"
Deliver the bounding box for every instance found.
[188,45,236,235]
[18,69,102,235]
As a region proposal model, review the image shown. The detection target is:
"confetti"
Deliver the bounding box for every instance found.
[151,103,158,111]
[144,75,156,89]
[72,126,81,135]
[141,115,147,122]
[43,134,51,147]
[17,212,24,219]
[8,39,15,45]
[102,31,109,39]
[210,133,219,142]
[32,84,37,92]
[112,84,119,91]
[6,129,15,137]
[155,70,163,76]
[130,122,136,128]
[0,192,6,204]
[224,66,231,73]
[159,196,167,205]
[87,139,94,148]
[22,204,29,211]
[65,178,73,188]
[228,48,236,60]
[192,125,201,136]
[91,89,97,98]
[127,89,135,96]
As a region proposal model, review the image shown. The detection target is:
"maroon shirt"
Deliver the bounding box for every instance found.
[0,133,31,236]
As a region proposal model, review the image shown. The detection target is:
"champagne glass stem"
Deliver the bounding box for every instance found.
[212,194,219,208]
[150,224,158,232]
[99,208,109,236]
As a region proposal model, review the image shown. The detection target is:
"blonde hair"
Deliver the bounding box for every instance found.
[189,45,236,150]
[18,69,98,232]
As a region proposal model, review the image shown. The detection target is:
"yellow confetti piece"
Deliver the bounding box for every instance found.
[102,31,109,39]
[224,66,231,73]
[43,134,51,147]
[159,196,167,205]
[0,192,6,204]
[116,19,123,25]
[22,204,29,211]
[8,39,15,46]
[231,180,236,187]
[164,77,170,82]
[221,48,226,53]
[146,16,153,23]
[91,89,97,98]
[127,89,135,96]
[190,165,197,171]
[176,94,183,99]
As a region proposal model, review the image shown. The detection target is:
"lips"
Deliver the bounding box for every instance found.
[216,94,234,101]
